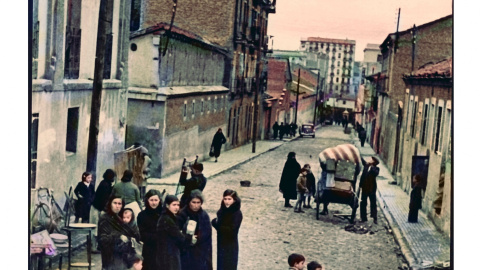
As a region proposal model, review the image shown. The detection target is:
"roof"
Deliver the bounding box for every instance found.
[301,37,356,45]
[130,22,228,55]
[128,85,229,99]
[404,57,452,79]
[365,43,381,49]
[380,14,452,49]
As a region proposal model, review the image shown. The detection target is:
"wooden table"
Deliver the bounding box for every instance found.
[62,224,96,269]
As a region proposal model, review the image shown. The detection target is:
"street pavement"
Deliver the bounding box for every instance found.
[54,124,450,270]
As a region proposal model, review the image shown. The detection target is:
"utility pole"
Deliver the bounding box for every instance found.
[252,13,265,153]
[313,70,320,125]
[86,0,113,185]
[294,68,300,126]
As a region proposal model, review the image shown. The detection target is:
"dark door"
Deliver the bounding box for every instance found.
[411,155,429,191]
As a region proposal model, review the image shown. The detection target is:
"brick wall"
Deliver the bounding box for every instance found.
[143,0,236,48]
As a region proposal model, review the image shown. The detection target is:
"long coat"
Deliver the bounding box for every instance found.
[156,209,192,270]
[92,179,113,211]
[212,132,227,158]
[211,200,243,270]
[137,207,162,270]
[177,206,213,270]
[179,172,207,207]
[410,185,423,210]
[74,182,95,219]
[98,212,138,270]
[279,158,301,200]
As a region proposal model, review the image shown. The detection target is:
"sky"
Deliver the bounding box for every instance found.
[267,0,452,61]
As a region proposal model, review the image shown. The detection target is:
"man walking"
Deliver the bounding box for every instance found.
[359,156,380,224]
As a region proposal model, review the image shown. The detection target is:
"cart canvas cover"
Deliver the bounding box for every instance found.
[318,143,362,168]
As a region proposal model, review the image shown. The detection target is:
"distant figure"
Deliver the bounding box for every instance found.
[279,122,285,140]
[288,253,306,270]
[211,128,227,162]
[359,157,380,224]
[304,164,316,209]
[279,152,301,207]
[111,170,142,219]
[408,175,423,223]
[272,122,279,140]
[359,128,367,147]
[290,122,298,137]
[294,167,309,213]
[179,163,207,208]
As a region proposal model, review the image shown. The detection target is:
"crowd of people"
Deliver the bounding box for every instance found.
[272,121,298,140]
[72,162,242,270]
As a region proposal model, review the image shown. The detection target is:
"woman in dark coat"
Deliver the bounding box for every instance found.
[408,175,423,223]
[272,121,279,140]
[156,195,194,270]
[74,172,95,223]
[137,189,163,270]
[279,152,301,207]
[211,128,227,162]
[92,169,116,212]
[177,189,213,270]
[98,195,140,270]
[211,189,243,270]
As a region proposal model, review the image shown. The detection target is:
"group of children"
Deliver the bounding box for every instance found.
[294,164,316,213]
[288,253,322,270]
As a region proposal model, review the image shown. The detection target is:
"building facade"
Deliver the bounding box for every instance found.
[130,0,276,150]
[127,23,230,177]
[401,58,452,236]
[31,0,130,193]
[300,37,356,100]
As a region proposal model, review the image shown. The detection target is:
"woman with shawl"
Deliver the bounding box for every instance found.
[177,189,213,270]
[98,195,140,270]
[279,152,301,207]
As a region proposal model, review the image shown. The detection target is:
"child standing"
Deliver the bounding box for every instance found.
[294,168,309,213]
[408,175,423,223]
[288,253,306,270]
[74,172,95,223]
[303,164,316,209]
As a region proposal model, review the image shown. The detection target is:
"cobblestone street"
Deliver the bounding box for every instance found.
[61,125,407,270]
[200,125,407,270]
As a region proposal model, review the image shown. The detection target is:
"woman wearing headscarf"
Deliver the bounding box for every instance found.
[279,152,301,207]
[156,195,195,270]
[137,189,163,270]
[177,189,213,270]
[111,170,142,218]
[98,195,140,270]
[211,189,243,270]
[211,128,227,162]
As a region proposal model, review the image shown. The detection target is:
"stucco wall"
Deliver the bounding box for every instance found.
[32,86,126,193]
[128,35,159,88]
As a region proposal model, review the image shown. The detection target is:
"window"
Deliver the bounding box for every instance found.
[421,103,429,145]
[410,101,417,138]
[338,53,341,58]
[343,101,346,105]
[336,78,339,83]
[130,0,141,31]
[214,96,218,112]
[192,101,195,116]
[434,106,443,152]
[66,107,79,152]
[32,21,39,79]
[201,99,204,114]
[336,69,339,75]
[207,97,211,113]
[321,43,324,49]
[183,102,187,118]
[337,61,341,67]
[31,114,39,188]
[64,0,82,79]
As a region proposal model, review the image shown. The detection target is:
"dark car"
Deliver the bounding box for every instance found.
[299,124,315,138]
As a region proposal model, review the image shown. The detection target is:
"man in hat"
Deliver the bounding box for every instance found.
[179,162,207,208]
[359,156,380,224]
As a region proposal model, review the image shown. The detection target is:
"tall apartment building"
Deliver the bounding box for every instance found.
[300,37,356,99]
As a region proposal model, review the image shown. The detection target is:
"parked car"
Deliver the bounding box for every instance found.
[299,124,315,138]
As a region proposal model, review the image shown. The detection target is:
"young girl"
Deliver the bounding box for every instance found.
[74,172,95,223]
[303,164,316,209]
[212,189,243,270]
[294,168,309,213]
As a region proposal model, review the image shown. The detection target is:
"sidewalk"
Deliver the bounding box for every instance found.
[147,136,297,195]
[349,131,451,269]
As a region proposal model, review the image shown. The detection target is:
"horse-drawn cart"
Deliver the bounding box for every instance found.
[316,144,363,223]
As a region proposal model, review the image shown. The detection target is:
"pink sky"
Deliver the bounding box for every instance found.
[267,0,452,61]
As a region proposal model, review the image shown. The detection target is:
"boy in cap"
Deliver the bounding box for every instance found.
[359,156,380,223]
[179,162,207,208]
